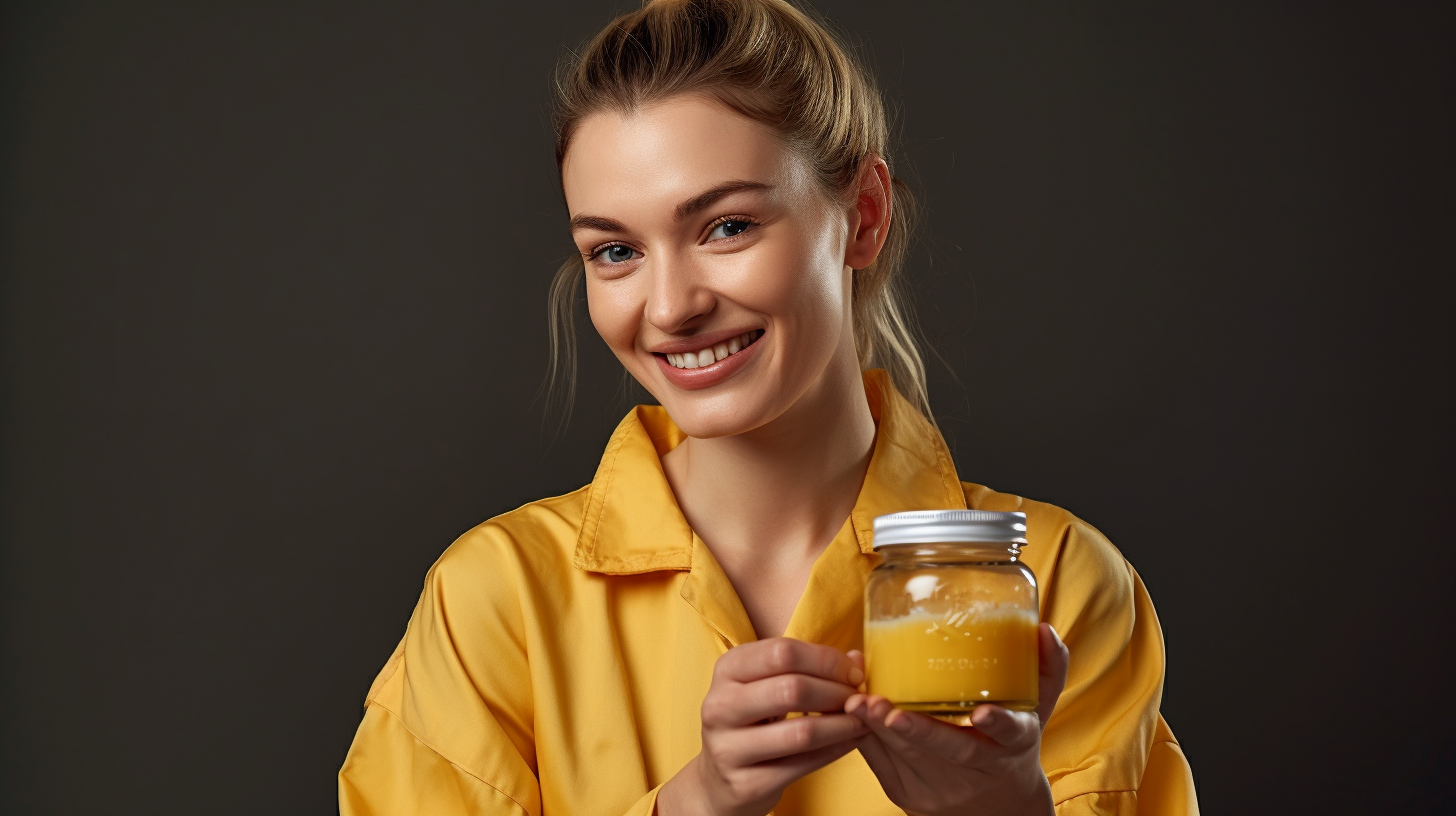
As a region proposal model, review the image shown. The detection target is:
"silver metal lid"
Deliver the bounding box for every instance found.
[871,510,1028,549]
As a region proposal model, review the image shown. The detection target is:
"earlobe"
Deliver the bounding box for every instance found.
[844,155,894,271]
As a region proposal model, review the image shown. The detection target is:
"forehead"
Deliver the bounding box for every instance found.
[561,94,810,218]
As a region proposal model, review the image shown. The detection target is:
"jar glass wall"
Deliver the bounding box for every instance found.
[864,512,1039,726]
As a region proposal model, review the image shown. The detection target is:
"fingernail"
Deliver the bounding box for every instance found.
[889,714,912,734]
[973,707,996,728]
[848,666,865,686]
[845,695,862,715]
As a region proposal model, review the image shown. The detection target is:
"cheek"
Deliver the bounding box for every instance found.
[730,233,846,321]
[585,279,640,356]
[781,229,850,328]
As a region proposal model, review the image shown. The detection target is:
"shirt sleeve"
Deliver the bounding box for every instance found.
[337,526,544,816]
[338,700,668,816]
[339,699,534,816]
[337,512,678,816]
[1034,515,1199,816]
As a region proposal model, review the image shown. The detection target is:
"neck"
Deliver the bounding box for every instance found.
[661,352,878,569]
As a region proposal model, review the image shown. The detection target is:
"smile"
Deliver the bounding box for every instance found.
[660,330,763,370]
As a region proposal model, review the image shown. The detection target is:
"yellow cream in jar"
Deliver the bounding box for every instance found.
[865,602,1038,715]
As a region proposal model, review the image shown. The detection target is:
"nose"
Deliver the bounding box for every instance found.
[644,249,715,333]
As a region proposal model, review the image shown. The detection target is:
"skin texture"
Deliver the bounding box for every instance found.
[560,93,1064,816]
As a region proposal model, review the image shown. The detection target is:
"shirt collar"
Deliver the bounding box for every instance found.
[572,368,967,575]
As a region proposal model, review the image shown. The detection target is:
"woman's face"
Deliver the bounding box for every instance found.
[560,94,866,439]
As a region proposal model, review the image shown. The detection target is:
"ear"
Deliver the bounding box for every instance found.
[843,154,894,271]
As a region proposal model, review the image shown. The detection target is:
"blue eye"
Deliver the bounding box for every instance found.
[708,219,753,240]
[592,244,638,264]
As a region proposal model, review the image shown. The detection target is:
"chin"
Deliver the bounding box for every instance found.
[658,393,771,439]
[643,375,788,440]
[662,407,764,440]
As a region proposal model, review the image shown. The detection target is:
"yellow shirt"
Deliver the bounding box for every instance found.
[338,369,1198,815]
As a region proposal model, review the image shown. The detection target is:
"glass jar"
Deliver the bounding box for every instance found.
[864,510,1039,726]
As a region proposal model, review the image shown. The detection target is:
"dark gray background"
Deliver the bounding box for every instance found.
[2,1,1451,813]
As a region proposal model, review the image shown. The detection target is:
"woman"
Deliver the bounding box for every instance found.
[338,1,1197,814]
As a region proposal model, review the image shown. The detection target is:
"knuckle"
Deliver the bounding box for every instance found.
[775,674,806,707]
[987,754,1019,778]
[726,772,771,804]
[783,718,815,752]
[700,693,726,726]
[703,738,733,769]
[767,639,795,673]
[952,742,978,765]
[712,648,736,681]
[711,736,740,763]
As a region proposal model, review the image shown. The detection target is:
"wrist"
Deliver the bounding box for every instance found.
[658,754,779,816]
[998,748,1055,816]
[902,769,1054,816]
[656,758,706,816]
[1020,771,1055,816]
[657,755,742,816]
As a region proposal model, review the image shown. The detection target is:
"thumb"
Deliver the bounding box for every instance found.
[1036,622,1069,728]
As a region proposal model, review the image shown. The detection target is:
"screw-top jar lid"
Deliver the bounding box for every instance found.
[871,510,1027,549]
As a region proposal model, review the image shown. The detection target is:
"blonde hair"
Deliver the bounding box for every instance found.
[546,0,931,424]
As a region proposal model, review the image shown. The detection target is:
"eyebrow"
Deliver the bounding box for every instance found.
[568,179,774,234]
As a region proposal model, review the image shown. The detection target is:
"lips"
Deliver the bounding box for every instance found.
[661,330,762,369]
[651,328,765,391]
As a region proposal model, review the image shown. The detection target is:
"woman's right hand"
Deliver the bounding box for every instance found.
[656,637,869,816]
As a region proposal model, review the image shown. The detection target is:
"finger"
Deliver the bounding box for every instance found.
[707,674,860,726]
[1036,623,1070,727]
[719,713,869,765]
[859,696,995,767]
[849,729,908,802]
[846,649,866,686]
[753,737,859,786]
[873,705,1001,769]
[850,693,978,769]
[717,637,863,687]
[843,693,876,739]
[712,739,859,815]
[968,704,1041,750]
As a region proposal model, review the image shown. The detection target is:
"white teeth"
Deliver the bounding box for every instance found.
[663,330,762,369]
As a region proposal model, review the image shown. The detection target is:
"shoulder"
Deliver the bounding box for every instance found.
[379,485,594,697]
[961,480,1123,565]
[438,484,591,569]
[424,484,593,604]
[965,483,1179,802]
[961,481,1136,623]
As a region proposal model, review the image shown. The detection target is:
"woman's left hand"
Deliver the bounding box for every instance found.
[843,622,1070,816]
